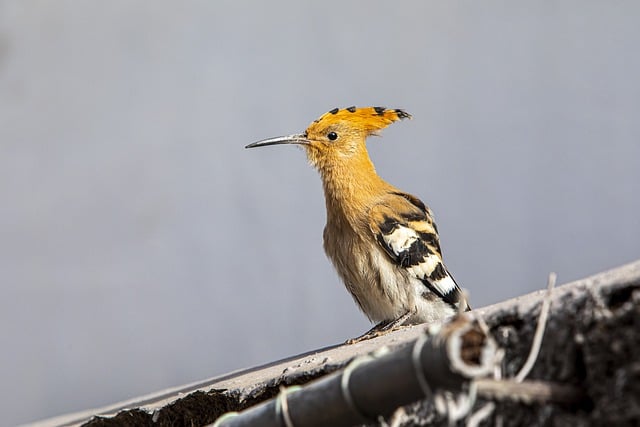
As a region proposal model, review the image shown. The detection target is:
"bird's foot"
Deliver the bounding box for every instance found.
[345,311,413,344]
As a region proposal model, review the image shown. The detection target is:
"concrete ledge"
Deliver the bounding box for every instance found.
[25,260,640,427]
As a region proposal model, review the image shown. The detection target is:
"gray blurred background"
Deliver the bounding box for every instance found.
[1,1,639,425]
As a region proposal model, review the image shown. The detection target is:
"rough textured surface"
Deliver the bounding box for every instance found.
[79,366,351,427]
[83,391,233,427]
[486,271,639,426]
[381,265,640,427]
[26,261,640,427]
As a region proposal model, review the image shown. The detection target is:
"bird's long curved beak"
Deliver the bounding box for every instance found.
[245,133,310,149]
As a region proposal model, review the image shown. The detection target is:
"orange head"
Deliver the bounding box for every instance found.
[246,106,411,170]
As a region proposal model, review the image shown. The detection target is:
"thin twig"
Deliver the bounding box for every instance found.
[515,272,557,382]
[466,402,495,427]
[475,378,583,405]
[465,272,558,425]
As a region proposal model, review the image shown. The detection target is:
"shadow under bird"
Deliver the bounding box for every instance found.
[246,106,469,341]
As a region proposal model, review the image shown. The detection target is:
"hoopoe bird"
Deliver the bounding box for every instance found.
[246,106,469,341]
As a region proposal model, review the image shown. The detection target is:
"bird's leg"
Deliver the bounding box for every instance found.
[345,311,413,344]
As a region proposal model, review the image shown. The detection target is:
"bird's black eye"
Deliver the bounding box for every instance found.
[327,132,338,141]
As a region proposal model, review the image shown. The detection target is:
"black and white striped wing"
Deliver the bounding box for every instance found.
[369,192,467,309]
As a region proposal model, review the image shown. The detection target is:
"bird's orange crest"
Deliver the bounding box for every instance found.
[306,106,411,137]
